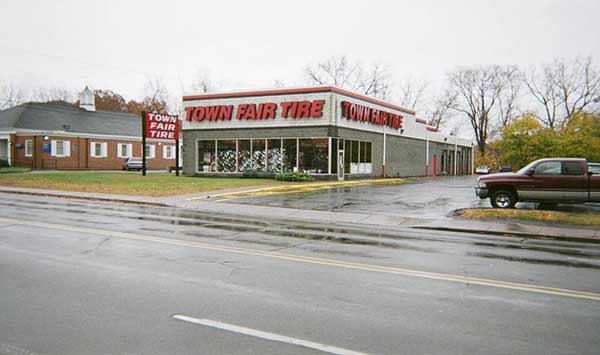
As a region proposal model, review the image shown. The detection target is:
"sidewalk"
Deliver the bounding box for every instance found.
[1,185,598,242]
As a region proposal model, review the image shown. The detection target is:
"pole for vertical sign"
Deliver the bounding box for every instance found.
[175,139,180,176]
[141,111,147,176]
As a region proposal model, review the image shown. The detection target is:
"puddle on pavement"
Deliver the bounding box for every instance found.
[471,241,600,259]
[468,252,600,270]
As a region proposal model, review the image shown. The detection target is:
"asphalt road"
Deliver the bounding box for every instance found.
[1,193,600,354]
[223,175,600,218]
[223,176,488,218]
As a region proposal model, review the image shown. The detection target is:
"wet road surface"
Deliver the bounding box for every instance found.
[1,193,599,354]
[222,176,488,218]
[222,175,600,218]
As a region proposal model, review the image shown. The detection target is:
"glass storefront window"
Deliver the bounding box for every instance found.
[239,140,251,172]
[197,137,367,175]
[217,140,237,172]
[344,140,351,174]
[267,139,282,173]
[359,141,372,174]
[198,140,216,172]
[331,138,337,175]
[252,139,266,171]
[299,138,328,174]
[350,140,359,174]
[282,139,297,172]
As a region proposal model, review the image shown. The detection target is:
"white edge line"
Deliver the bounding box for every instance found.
[173,315,370,355]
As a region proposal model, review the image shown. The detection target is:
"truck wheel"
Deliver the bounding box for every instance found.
[490,190,516,209]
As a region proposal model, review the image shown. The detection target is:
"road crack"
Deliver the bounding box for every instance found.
[81,237,110,254]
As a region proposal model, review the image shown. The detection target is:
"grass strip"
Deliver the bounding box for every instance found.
[0,171,283,197]
[457,208,600,227]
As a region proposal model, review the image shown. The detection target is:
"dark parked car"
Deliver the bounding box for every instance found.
[475,158,600,208]
[499,165,512,173]
[122,157,143,171]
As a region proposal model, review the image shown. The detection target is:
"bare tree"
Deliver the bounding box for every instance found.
[426,88,456,130]
[556,57,600,118]
[356,63,392,100]
[190,71,220,94]
[395,76,428,112]
[524,57,599,128]
[525,63,565,129]
[143,77,170,113]
[497,66,521,127]
[0,82,25,109]
[32,87,73,104]
[447,65,512,154]
[272,79,286,88]
[304,56,392,99]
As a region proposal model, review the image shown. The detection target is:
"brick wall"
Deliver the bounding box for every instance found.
[12,134,177,170]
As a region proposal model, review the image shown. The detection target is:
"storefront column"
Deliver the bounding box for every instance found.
[425,130,430,176]
[381,125,387,177]
[454,136,458,175]
[327,137,332,175]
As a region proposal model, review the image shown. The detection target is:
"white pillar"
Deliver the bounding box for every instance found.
[471,143,475,175]
[327,137,332,175]
[454,136,458,175]
[425,129,429,176]
[382,125,387,177]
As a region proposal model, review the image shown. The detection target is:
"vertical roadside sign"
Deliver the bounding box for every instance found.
[142,111,180,176]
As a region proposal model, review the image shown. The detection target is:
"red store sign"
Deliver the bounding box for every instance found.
[341,101,403,129]
[145,112,180,139]
[184,100,325,122]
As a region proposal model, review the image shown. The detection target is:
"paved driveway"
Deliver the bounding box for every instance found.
[228,175,487,219]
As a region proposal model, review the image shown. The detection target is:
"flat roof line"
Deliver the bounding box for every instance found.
[183,86,416,115]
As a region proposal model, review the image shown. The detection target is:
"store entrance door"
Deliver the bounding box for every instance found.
[338,151,345,181]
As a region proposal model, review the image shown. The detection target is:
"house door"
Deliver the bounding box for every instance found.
[338,151,344,181]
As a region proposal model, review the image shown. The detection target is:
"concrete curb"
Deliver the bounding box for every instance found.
[0,189,169,208]
[2,186,598,243]
[413,226,600,244]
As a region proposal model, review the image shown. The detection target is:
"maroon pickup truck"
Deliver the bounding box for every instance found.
[475,158,600,208]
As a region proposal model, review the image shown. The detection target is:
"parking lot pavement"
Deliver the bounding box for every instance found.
[224,175,488,219]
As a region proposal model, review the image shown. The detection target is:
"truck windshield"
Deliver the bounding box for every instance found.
[516,161,537,175]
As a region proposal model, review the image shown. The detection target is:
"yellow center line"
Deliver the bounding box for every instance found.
[1,216,598,302]
[187,178,405,201]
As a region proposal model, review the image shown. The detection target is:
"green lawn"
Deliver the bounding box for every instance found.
[456,208,600,227]
[0,171,284,197]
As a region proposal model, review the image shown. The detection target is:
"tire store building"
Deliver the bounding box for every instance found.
[182,86,473,179]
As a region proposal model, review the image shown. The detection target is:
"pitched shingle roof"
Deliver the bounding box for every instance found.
[0,103,141,136]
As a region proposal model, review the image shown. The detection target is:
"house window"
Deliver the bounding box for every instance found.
[25,140,32,157]
[51,140,70,157]
[163,145,174,159]
[117,143,132,158]
[90,142,107,158]
[144,144,155,159]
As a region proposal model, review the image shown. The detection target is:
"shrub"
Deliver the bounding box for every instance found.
[275,172,314,182]
[240,169,275,179]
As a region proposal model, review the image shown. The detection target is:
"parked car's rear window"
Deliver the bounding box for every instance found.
[562,161,584,175]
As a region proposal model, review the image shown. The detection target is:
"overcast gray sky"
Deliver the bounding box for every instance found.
[1,0,599,112]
